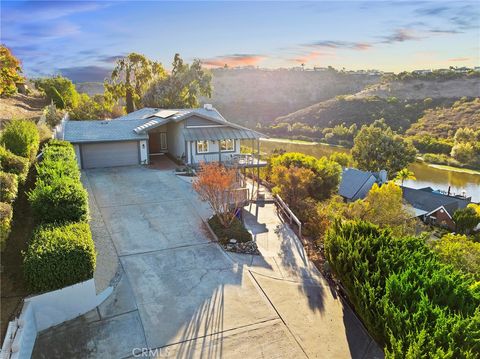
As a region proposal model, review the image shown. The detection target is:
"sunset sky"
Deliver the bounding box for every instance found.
[2,1,479,82]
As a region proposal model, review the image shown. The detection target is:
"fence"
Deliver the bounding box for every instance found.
[274,194,302,239]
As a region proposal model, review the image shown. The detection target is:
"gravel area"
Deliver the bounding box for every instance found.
[81,172,119,293]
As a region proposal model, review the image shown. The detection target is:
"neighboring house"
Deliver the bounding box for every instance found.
[338,168,387,202]
[57,105,266,169]
[401,186,472,230]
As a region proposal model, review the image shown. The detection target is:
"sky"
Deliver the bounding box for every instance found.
[1,0,479,82]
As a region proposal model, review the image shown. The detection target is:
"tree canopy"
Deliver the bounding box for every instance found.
[105,52,166,113]
[352,123,416,175]
[142,53,212,109]
[34,75,79,109]
[0,45,24,97]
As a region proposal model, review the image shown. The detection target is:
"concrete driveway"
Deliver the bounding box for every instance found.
[32,165,382,359]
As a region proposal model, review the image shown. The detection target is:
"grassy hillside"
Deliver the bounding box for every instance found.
[356,76,480,100]
[273,96,459,133]
[0,93,48,128]
[271,76,480,134]
[76,82,104,96]
[407,98,480,139]
[203,68,381,126]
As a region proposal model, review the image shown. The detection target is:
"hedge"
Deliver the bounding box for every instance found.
[0,146,29,183]
[24,222,96,292]
[1,119,40,162]
[324,220,480,358]
[28,177,88,224]
[36,141,80,183]
[0,171,18,203]
[0,202,12,249]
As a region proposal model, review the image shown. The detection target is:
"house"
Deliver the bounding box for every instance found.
[401,186,472,230]
[57,105,266,169]
[338,168,387,202]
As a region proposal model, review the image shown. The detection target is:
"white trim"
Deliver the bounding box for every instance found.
[425,205,452,219]
[196,140,209,153]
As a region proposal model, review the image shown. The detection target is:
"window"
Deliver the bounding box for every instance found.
[196,140,209,153]
[220,139,235,152]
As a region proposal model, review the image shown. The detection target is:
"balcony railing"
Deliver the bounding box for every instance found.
[193,153,266,168]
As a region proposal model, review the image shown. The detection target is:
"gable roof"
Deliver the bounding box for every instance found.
[401,186,471,217]
[338,168,376,200]
[63,119,149,143]
[118,107,265,139]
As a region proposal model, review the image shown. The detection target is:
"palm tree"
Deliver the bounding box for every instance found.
[395,168,416,186]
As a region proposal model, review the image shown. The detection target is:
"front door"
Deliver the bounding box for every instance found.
[149,132,167,154]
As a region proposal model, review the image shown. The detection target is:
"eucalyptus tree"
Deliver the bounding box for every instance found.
[105,53,166,113]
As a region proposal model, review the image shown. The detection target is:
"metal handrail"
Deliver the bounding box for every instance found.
[274,194,302,238]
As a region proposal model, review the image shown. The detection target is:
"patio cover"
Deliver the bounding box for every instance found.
[183,126,263,141]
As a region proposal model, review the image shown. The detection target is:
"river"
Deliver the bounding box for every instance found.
[259,139,480,203]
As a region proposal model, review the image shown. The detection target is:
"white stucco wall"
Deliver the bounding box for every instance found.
[166,121,186,160]
[139,140,148,164]
[1,279,112,359]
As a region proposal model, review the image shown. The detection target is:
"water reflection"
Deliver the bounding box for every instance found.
[259,139,480,202]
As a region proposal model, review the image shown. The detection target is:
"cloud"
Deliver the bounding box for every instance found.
[381,28,421,44]
[59,65,112,83]
[2,1,109,24]
[306,40,372,51]
[98,55,126,63]
[21,21,80,38]
[292,51,321,64]
[201,54,265,67]
[414,3,480,31]
[448,57,471,62]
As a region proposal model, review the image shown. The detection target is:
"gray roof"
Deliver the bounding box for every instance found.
[401,186,471,217]
[64,120,148,143]
[183,126,262,141]
[64,106,266,144]
[338,168,376,200]
[117,107,228,125]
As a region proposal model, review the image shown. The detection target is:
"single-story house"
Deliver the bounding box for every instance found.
[338,168,387,202]
[401,186,472,230]
[57,105,266,169]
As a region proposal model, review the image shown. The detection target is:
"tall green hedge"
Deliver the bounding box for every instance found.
[324,220,480,358]
[0,146,29,183]
[0,202,13,249]
[0,171,18,203]
[24,222,96,292]
[29,140,87,224]
[0,119,40,162]
[29,177,88,224]
[36,141,80,183]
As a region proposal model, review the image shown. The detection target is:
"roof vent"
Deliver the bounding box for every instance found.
[100,121,110,125]
[204,104,213,111]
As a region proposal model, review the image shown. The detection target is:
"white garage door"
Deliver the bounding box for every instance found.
[81,141,139,169]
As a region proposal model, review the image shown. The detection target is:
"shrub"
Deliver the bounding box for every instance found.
[1,119,40,162]
[0,171,18,203]
[208,215,252,245]
[36,141,80,182]
[24,222,96,292]
[29,177,88,224]
[324,220,479,357]
[0,146,29,183]
[0,202,13,249]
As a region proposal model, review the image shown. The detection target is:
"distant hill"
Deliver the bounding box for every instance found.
[203,68,381,126]
[407,98,480,139]
[76,82,104,96]
[355,76,480,100]
[273,76,480,133]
